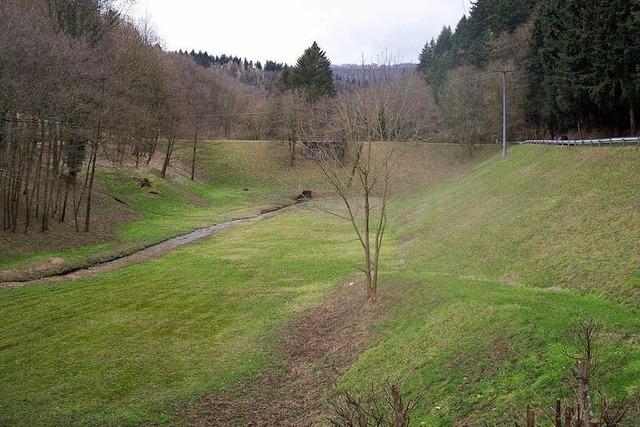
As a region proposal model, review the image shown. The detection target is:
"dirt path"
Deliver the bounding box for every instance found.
[176,278,399,426]
[0,204,294,291]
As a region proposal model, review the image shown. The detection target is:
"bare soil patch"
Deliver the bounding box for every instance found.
[176,278,401,426]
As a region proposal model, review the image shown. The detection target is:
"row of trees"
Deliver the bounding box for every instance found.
[0,0,254,234]
[179,50,286,73]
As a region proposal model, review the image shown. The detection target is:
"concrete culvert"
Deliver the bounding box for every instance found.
[296,190,312,202]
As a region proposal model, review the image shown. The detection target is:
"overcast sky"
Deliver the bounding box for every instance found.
[128,0,470,65]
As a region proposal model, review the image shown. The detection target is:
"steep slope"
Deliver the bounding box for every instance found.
[400,145,640,304]
[339,144,640,425]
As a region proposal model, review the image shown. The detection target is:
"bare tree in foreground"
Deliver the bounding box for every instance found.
[307,66,430,301]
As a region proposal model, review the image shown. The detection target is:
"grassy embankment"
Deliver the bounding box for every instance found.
[0,144,638,425]
[0,140,480,281]
[0,140,328,280]
[341,145,640,425]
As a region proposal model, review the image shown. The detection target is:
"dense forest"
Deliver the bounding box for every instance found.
[179,50,286,73]
[417,0,640,138]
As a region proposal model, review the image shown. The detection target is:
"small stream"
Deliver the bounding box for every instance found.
[1,203,297,290]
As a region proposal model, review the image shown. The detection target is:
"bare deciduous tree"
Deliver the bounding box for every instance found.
[303,60,430,301]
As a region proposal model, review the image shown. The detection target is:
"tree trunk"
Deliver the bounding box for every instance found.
[191,120,198,181]
[84,142,98,232]
[40,129,53,232]
[289,139,296,167]
[60,176,70,223]
[146,127,159,165]
[161,139,174,179]
[363,180,374,300]
[348,143,364,189]
[27,123,45,233]
[630,102,636,136]
[161,119,175,179]
[73,145,93,232]
[577,118,583,139]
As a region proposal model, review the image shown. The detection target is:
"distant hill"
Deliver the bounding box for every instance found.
[332,63,417,85]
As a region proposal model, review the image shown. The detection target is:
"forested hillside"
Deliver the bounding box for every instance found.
[0,0,300,235]
[176,50,287,95]
[417,0,640,140]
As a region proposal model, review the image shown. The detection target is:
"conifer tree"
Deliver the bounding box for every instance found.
[287,41,336,100]
[526,0,639,135]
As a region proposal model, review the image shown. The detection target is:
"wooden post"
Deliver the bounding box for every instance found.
[502,71,508,158]
[555,399,562,427]
[526,405,536,427]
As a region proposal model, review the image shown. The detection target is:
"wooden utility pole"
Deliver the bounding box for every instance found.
[502,70,508,158]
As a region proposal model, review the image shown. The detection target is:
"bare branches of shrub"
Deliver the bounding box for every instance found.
[516,320,632,427]
[300,58,431,301]
[328,382,419,427]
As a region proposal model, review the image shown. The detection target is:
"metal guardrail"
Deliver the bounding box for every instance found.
[515,136,640,146]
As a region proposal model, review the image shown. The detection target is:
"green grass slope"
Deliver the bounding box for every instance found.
[399,145,640,304]
[0,141,488,424]
[1,144,637,425]
[341,272,640,425]
[340,145,640,425]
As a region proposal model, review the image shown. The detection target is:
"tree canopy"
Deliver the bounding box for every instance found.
[418,0,540,89]
[525,0,640,134]
[283,41,336,101]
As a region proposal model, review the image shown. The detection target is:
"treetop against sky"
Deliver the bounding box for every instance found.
[127,0,470,64]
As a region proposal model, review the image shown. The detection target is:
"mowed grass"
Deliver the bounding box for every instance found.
[340,271,640,426]
[399,145,640,304]
[1,140,484,278]
[0,204,367,425]
[2,143,638,425]
[0,141,328,277]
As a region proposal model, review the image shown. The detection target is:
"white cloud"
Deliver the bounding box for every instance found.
[129,0,468,64]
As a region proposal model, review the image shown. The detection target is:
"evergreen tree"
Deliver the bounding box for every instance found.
[418,27,458,101]
[287,41,336,100]
[277,66,292,92]
[526,0,639,134]
[525,0,571,134]
[417,39,435,75]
